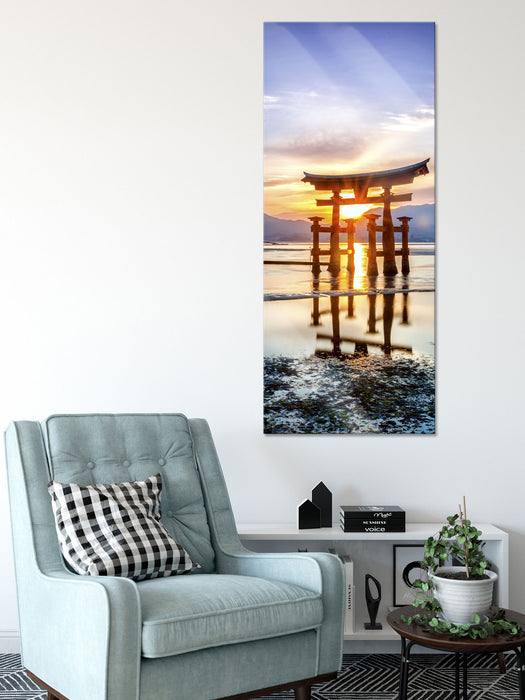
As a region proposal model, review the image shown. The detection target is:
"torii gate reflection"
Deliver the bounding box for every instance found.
[311,290,412,358]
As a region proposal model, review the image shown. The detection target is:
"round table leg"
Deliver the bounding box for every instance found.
[462,652,468,700]
[514,646,525,699]
[397,638,414,700]
[397,637,407,700]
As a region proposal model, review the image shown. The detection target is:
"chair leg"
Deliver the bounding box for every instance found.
[294,683,312,700]
[48,693,61,700]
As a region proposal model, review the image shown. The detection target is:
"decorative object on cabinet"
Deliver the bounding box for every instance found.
[297,498,321,529]
[341,555,355,635]
[364,574,383,630]
[340,505,405,533]
[312,482,332,527]
[393,544,426,607]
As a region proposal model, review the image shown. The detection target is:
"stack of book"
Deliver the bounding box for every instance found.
[340,554,354,635]
[329,549,354,634]
[340,505,405,533]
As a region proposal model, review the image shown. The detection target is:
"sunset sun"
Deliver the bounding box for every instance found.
[340,204,373,220]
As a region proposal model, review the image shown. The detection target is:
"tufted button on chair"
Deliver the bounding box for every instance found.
[5,414,345,700]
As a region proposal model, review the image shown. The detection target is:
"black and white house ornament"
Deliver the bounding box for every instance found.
[311,481,332,528]
[297,499,321,529]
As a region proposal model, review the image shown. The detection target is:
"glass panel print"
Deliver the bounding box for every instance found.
[264,22,435,434]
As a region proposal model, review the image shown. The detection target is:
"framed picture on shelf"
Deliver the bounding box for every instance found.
[393,544,427,607]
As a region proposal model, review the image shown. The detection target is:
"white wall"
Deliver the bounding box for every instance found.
[1,0,524,651]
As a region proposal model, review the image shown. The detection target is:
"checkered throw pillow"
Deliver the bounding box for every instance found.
[48,473,200,581]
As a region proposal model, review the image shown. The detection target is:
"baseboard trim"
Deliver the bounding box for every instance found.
[0,631,21,653]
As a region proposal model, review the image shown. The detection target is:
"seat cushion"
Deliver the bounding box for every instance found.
[137,574,323,658]
[42,414,215,573]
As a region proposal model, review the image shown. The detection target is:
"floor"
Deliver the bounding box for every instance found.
[0,652,520,699]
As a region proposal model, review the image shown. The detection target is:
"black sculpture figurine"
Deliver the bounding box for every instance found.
[364,574,383,630]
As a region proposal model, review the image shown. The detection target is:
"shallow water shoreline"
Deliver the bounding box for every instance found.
[265,287,435,302]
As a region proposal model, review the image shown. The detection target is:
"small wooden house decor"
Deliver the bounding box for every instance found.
[297,499,321,529]
[312,481,332,527]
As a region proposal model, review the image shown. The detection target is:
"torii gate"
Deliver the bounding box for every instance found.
[302,158,430,276]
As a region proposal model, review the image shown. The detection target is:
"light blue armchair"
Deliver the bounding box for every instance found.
[5,414,344,700]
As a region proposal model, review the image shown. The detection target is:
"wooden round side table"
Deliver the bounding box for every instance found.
[387,606,525,699]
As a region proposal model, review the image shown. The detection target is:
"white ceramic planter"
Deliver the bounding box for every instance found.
[429,566,497,625]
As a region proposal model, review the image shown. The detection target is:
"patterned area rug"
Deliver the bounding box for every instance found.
[0,652,520,699]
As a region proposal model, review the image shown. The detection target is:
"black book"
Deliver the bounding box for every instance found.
[339,517,406,533]
[340,524,406,533]
[338,512,405,520]
[340,514,405,525]
[340,505,405,519]
[341,511,404,525]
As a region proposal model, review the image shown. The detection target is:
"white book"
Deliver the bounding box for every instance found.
[339,554,355,635]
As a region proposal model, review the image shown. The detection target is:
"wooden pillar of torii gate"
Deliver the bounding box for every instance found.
[302,158,430,276]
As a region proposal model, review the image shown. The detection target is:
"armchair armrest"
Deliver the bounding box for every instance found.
[218,548,344,675]
[218,547,324,591]
[22,569,141,700]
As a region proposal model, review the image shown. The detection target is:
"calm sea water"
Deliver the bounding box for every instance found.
[264,242,435,299]
[264,242,435,358]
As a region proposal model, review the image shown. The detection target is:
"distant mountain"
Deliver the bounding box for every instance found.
[264,204,435,243]
[263,214,312,242]
[357,204,435,243]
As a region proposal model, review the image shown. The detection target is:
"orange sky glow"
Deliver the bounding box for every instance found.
[264,23,435,222]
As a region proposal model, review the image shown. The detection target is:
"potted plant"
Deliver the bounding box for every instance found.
[404,499,521,639]
[423,500,496,624]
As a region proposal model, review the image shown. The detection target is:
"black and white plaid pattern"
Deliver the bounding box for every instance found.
[48,474,199,581]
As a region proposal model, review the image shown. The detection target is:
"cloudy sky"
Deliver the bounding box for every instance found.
[264,22,435,219]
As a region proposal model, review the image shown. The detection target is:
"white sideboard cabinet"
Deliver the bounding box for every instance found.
[237,523,509,642]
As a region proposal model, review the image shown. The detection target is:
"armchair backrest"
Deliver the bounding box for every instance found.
[42,413,216,572]
[6,414,243,582]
